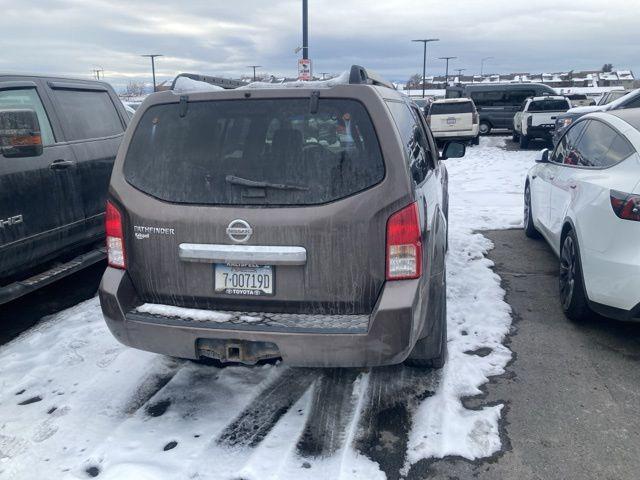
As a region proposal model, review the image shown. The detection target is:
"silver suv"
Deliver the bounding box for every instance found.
[99,66,465,368]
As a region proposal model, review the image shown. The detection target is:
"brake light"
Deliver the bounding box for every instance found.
[527,115,533,127]
[472,112,478,124]
[610,190,640,222]
[386,202,422,280]
[106,200,126,269]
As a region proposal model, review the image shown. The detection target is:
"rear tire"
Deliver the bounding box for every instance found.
[512,132,520,142]
[405,271,447,369]
[473,135,480,146]
[524,183,540,239]
[479,122,491,135]
[559,230,590,321]
[519,134,529,149]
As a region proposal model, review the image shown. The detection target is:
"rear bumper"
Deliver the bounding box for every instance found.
[99,267,427,367]
[432,127,479,141]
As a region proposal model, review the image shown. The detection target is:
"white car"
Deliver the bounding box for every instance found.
[513,96,572,148]
[524,109,640,321]
[426,98,479,145]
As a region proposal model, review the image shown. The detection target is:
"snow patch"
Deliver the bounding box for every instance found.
[172,76,225,93]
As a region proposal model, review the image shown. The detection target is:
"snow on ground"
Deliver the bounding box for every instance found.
[0,136,538,480]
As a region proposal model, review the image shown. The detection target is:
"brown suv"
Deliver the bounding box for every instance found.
[99,66,465,368]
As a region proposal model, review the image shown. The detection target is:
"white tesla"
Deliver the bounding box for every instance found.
[524,109,640,321]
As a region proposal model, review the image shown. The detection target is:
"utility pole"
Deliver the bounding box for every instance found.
[480,56,493,77]
[438,56,457,86]
[412,38,439,98]
[141,54,163,92]
[91,67,104,80]
[455,68,466,79]
[248,65,262,82]
[302,0,308,60]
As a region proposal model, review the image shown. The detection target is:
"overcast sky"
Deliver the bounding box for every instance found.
[0,0,637,91]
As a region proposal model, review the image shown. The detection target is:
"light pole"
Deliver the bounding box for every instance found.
[456,68,466,78]
[142,54,163,92]
[480,56,493,77]
[302,0,309,60]
[412,38,439,98]
[248,65,262,82]
[438,56,457,86]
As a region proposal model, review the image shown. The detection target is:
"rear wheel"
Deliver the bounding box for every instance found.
[559,230,590,321]
[524,183,540,238]
[479,121,491,135]
[519,134,530,149]
[405,270,447,369]
[472,135,480,146]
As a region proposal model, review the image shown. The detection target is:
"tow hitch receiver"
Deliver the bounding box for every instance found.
[196,338,281,365]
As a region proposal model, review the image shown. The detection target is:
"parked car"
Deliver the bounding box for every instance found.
[598,89,630,106]
[565,94,596,107]
[552,88,640,146]
[446,83,557,134]
[512,96,572,148]
[426,98,479,145]
[0,74,129,305]
[99,65,466,368]
[524,109,640,322]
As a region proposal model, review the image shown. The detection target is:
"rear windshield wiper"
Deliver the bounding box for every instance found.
[225,175,309,191]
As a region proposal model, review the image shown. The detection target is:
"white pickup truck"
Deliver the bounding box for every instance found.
[513,96,572,148]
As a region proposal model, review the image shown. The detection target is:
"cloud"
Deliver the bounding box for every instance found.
[0,0,636,90]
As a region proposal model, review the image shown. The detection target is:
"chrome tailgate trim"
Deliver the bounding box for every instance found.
[179,243,307,265]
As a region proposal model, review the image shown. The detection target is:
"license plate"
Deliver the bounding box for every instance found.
[215,264,274,296]
[446,117,457,125]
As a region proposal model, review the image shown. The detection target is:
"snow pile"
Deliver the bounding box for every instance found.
[238,71,350,90]
[172,76,225,93]
[0,135,537,479]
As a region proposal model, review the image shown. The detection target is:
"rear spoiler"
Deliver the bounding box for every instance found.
[348,65,396,90]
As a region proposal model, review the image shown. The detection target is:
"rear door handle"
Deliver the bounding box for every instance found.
[50,159,75,170]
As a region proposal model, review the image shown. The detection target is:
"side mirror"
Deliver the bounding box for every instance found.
[440,141,466,160]
[0,109,43,158]
[536,148,550,163]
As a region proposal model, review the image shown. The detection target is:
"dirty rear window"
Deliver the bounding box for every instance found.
[429,102,474,115]
[123,98,385,206]
[528,100,570,112]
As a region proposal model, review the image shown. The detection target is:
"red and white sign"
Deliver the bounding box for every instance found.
[298,59,312,81]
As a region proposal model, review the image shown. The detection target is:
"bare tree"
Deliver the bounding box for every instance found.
[602,63,614,73]
[124,81,147,97]
[407,73,423,89]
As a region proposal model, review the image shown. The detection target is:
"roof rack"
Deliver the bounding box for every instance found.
[349,65,395,90]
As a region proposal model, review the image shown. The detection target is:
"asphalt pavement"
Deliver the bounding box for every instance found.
[417,229,640,480]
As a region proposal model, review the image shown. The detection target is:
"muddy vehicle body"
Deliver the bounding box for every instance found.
[99,66,465,368]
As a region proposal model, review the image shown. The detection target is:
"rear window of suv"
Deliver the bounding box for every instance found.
[123,98,385,206]
[528,100,570,112]
[429,102,473,115]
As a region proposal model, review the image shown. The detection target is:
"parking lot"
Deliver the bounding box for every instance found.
[1,135,637,480]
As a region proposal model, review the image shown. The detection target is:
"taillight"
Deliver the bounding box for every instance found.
[610,190,640,222]
[472,112,479,124]
[106,200,126,269]
[527,115,533,127]
[386,202,422,280]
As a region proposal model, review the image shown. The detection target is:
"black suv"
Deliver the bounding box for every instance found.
[0,74,129,304]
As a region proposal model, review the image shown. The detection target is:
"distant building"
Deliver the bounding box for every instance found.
[407,69,635,90]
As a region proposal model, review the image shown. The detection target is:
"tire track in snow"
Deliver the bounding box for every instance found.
[296,368,361,458]
[354,366,438,480]
[216,368,319,448]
